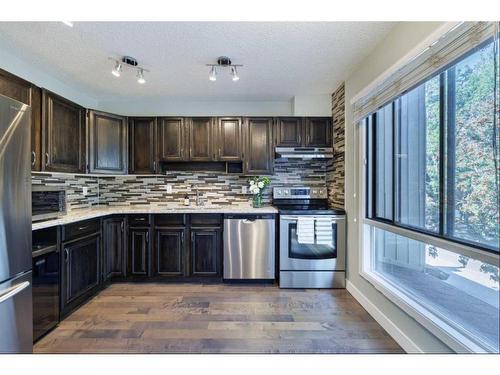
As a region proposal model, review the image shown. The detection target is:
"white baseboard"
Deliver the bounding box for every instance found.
[346,280,423,353]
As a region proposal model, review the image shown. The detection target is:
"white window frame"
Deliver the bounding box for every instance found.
[356,120,500,353]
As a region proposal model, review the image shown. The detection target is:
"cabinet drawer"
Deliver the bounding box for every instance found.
[128,214,150,227]
[190,214,222,227]
[155,214,186,227]
[62,219,100,241]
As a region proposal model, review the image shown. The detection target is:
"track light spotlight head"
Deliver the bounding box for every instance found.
[137,69,146,84]
[209,66,217,81]
[112,62,122,77]
[231,66,239,81]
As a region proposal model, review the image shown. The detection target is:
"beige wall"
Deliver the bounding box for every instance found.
[344,22,453,353]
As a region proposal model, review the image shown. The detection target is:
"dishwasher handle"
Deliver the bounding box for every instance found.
[224,214,275,220]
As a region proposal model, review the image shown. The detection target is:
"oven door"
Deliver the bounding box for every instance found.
[280,215,345,271]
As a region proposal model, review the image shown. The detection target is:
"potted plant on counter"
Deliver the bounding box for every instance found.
[248,176,271,208]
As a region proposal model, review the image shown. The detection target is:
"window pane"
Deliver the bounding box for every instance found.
[372,226,500,352]
[447,41,499,250]
[375,104,393,220]
[396,76,441,232]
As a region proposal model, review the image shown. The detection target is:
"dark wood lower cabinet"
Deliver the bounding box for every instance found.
[61,234,100,316]
[103,217,127,281]
[128,228,151,277]
[190,227,221,277]
[154,228,186,277]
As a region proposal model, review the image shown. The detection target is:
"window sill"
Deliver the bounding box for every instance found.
[359,269,494,353]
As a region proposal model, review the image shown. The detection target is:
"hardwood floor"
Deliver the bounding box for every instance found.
[34,283,404,354]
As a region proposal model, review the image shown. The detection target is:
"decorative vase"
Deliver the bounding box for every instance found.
[252,194,263,208]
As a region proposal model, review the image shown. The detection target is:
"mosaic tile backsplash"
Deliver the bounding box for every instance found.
[32,159,327,210]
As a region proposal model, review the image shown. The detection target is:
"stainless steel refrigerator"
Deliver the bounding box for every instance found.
[0,93,33,353]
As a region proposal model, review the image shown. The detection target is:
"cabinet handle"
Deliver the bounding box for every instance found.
[64,248,69,262]
[120,221,124,232]
[78,225,89,231]
[146,231,149,243]
[45,152,49,168]
[31,151,36,167]
[218,148,221,158]
[153,161,156,173]
[136,218,145,221]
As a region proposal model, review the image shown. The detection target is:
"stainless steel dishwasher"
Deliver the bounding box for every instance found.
[223,214,276,280]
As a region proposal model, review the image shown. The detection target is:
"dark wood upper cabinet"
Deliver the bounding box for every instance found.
[157,117,185,161]
[42,90,86,173]
[276,117,303,147]
[189,228,221,277]
[244,117,274,175]
[88,110,128,174]
[304,117,332,147]
[103,217,127,281]
[188,117,213,161]
[216,117,242,161]
[0,69,42,171]
[154,228,186,277]
[129,117,156,174]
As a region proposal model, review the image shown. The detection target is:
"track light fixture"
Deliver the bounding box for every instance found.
[209,66,217,81]
[109,56,149,84]
[206,56,242,82]
[112,62,122,77]
[230,66,239,81]
[137,69,146,84]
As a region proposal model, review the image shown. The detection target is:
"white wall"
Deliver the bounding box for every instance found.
[97,98,293,116]
[0,41,98,109]
[344,22,454,353]
[292,95,331,116]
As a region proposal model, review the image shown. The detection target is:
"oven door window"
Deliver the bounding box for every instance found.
[288,223,337,260]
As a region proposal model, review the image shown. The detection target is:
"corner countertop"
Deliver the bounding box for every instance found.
[32,204,278,231]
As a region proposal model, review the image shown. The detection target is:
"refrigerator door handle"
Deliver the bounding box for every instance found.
[0,281,30,304]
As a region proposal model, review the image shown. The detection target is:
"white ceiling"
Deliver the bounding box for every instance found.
[0,22,396,101]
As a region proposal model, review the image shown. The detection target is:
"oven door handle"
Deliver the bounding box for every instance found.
[280,215,344,221]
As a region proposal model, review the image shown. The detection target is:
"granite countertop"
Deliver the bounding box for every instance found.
[32,204,278,230]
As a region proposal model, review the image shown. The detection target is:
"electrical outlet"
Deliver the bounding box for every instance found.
[82,186,88,195]
[166,184,172,193]
[241,186,248,194]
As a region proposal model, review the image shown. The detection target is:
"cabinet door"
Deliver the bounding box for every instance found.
[276,117,303,147]
[190,228,221,277]
[0,69,42,171]
[188,117,213,161]
[129,117,156,174]
[62,235,100,309]
[88,110,128,174]
[154,228,186,277]
[304,117,332,147]
[157,117,185,161]
[103,217,126,280]
[216,117,242,161]
[128,228,150,276]
[42,90,86,173]
[244,117,274,175]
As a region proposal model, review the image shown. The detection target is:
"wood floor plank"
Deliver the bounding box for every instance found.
[34,283,404,354]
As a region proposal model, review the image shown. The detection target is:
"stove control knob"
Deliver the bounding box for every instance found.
[319,189,325,196]
[275,189,282,196]
[284,189,290,196]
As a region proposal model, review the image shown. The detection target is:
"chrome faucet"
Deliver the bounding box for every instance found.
[193,185,204,206]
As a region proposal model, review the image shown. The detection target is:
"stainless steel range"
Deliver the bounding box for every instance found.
[273,186,346,289]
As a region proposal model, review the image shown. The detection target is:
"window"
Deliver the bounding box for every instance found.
[371,226,499,352]
[446,42,498,248]
[363,39,500,353]
[366,40,499,252]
